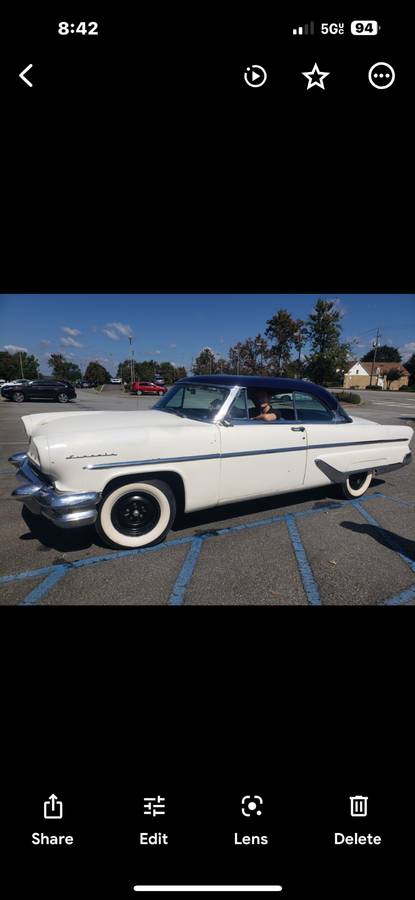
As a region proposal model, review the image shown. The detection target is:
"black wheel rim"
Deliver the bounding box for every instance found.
[349,472,367,491]
[111,491,161,536]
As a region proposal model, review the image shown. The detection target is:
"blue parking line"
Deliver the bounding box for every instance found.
[286,515,321,606]
[21,566,68,606]
[0,494,385,591]
[382,584,415,606]
[352,500,415,574]
[369,492,415,508]
[168,535,206,606]
[0,492,403,605]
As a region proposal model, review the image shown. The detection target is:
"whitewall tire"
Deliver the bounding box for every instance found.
[342,471,372,499]
[96,479,176,549]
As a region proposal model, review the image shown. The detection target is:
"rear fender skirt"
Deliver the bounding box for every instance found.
[315,452,411,484]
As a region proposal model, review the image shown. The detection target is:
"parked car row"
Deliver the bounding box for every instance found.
[1,380,77,403]
[131,380,168,396]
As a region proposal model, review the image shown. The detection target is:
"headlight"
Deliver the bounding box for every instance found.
[28,439,40,467]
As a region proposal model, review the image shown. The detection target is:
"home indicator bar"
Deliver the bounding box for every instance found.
[133,888,283,893]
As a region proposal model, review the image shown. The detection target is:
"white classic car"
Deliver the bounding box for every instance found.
[9,376,413,549]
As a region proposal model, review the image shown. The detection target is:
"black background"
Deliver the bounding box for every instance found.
[1,7,414,898]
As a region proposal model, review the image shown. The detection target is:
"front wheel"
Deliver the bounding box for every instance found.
[96,478,176,549]
[341,471,372,499]
[12,391,25,402]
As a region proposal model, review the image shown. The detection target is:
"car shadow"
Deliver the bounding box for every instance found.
[19,480,390,554]
[20,506,106,552]
[172,484,349,532]
[340,521,415,562]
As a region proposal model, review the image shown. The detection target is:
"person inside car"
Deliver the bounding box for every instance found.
[247,388,279,421]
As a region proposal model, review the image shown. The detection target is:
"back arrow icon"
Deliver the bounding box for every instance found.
[19,64,33,87]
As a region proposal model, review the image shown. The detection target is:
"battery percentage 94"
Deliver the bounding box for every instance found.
[351,21,380,35]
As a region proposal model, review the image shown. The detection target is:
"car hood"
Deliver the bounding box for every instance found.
[21,409,202,439]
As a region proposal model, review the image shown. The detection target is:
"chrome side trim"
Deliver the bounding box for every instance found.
[84,453,221,469]
[84,437,409,470]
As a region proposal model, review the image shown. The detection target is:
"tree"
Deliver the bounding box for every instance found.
[404,353,415,385]
[304,299,351,385]
[117,358,135,381]
[0,351,40,381]
[265,309,298,375]
[84,360,111,385]
[385,367,404,390]
[229,335,269,375]
[362,345,401,363]
[292,319,309,378]
[193,347,217,375]
[48,353,82,383]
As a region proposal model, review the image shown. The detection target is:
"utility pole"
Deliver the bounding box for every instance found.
[128,337,133,385]
[369,328,381,388]
[19,351,24,378]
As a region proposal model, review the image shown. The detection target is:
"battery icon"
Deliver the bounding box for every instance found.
[351,20,379,35]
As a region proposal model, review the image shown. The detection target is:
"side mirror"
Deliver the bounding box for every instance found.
[221,417,234,427]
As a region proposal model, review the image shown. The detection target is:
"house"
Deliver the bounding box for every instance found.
[343,361,409,391]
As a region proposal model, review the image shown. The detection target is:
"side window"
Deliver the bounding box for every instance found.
[228,390,248,419]
[229,390,296,421]
[294,391,333,421]
[268,392,295,421]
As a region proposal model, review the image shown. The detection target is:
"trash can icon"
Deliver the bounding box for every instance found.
[350,795,368,817]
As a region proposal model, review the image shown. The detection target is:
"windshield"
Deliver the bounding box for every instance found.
[154,383,230,421]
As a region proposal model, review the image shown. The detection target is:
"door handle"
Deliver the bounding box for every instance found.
[291,426,305,432]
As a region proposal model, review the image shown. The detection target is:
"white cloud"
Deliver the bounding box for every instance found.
[3,344,28,353]
[169,343,177,349]
[154,350,161,355]
[104,322,133,339]
[399,341,415,360]
[62,327,81,336]
[40,339,51,346]
[102,328,119,340]
[61,336,83,348]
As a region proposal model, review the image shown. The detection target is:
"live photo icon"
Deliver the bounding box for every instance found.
[350,795,368,817]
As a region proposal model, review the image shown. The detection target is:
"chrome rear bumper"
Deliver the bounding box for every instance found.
[9,453,101,528]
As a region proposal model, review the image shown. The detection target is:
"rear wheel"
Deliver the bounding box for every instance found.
[57,392,70,403]
[96,478,176,549]
[12,391,25,402]
[341,471,372,499]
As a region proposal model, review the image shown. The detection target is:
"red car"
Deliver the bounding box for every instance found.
[131,380,167,396]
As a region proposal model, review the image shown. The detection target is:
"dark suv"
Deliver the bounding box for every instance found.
[1,380,77,403]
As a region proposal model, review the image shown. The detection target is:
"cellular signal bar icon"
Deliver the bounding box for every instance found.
[293,22,314,36]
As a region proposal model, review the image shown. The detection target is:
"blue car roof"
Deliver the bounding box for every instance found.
[177,375,339,410]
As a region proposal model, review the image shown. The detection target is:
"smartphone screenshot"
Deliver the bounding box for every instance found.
[1,9,414,898]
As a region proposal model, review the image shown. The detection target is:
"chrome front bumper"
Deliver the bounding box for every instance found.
[9,453,101,528]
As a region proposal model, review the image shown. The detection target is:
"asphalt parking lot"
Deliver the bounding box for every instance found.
[1,387,414,605]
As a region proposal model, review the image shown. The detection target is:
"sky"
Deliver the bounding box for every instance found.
[1,294,414,375]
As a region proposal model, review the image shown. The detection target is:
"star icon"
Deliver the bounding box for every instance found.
[302,63,330,90]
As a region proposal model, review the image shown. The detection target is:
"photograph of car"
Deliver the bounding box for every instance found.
[2,379,77,403]
[131,380,168,396]
[9,375,412,551]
